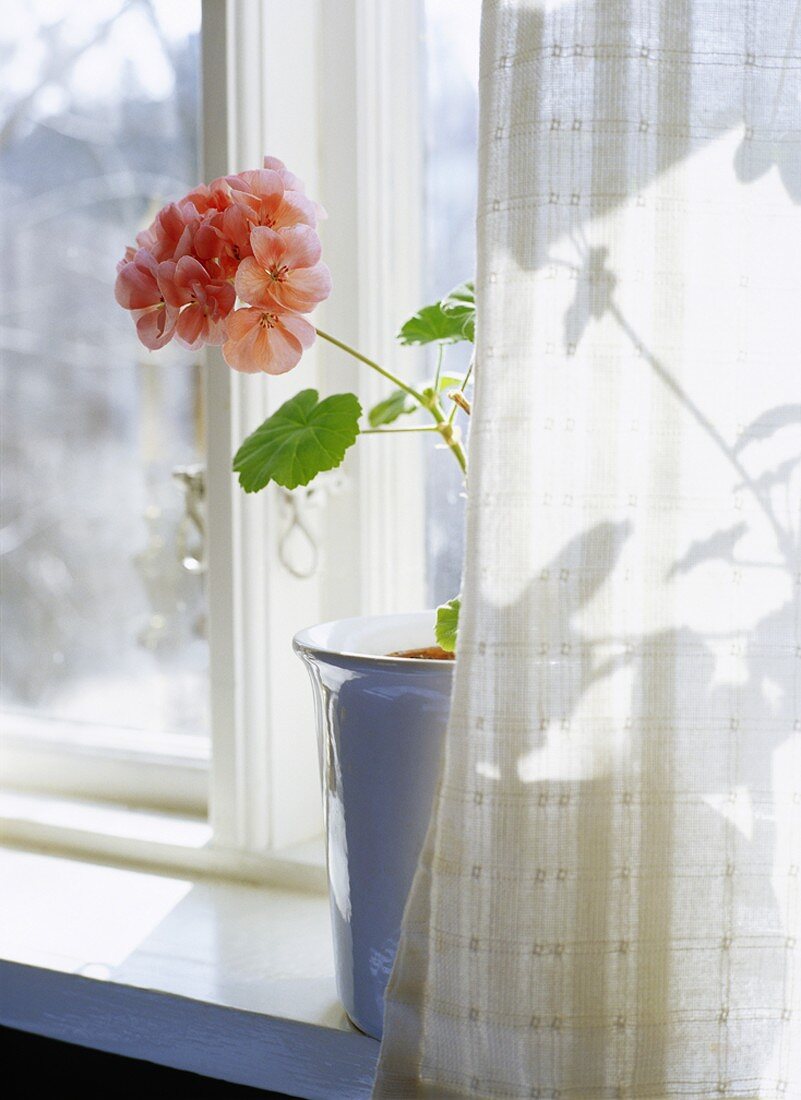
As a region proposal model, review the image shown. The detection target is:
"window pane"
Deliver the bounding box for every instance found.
[0,0,207,737]
[422,0,481,605]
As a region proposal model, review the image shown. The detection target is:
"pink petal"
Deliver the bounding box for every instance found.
[185,179,231,214]
[134,305,176,350]
[135,226,158,251]
[175,255,210,289]
[228,169,284,203]
[225,306,262,343]
[176,303,206,349]
[223,314,270,373]
[115,259,159,310]
[158,202,186,240]
[194,220,222,260]
[263,155,306,192]
[209,281,236,318]
[264,325,304,374]
[221,204,253,251]
[279,263,332,312]
[172,222,197,261]
[235,256,278,307]
[249,226,286,270]
[137,249,159,275]
[280,224,322,269]
[223,333,261,373]
[204,316,229,346]
[273,191,317,229]
[228,190,260,220]
[279,311,316,350]
[156,261,184,308]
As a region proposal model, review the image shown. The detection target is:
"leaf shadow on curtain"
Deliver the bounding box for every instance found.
[460,0,800,1091]
[474,494,797,1091]
[554,242,798,1087]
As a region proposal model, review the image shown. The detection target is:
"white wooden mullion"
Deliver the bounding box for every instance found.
[201,0,324,855]
[316,0,427,620]
[354,0,426,616]
[202,0,266,852]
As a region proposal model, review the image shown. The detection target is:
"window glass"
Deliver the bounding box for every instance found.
[0,0,207,737]
[422,0,481,605]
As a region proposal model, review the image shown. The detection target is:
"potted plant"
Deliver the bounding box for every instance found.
[115,157,473,1038]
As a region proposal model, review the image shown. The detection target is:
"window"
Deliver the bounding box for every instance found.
[1,0,208,811]
[0,0,481,874]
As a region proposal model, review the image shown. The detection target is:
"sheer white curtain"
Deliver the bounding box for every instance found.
[374,1,801,1096]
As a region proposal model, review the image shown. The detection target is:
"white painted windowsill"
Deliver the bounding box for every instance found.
[0,846,379,1098]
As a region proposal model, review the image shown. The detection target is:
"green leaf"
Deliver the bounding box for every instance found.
[397,302,468,346]
[435,596,461,654]
[368,389,416,428]
[441,280,475,343]
[233,389,361,492]
[397,280,475,346]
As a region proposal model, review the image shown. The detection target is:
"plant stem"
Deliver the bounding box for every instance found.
[362,425,441,434]
[428,396,468,473]
[433,343,444,392]
[448,353,475,425]
[609,303,792,563]
[315,328,427,405]
[315,326,468,476]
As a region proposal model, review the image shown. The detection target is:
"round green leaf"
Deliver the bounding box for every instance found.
[397,303,468,346]
[233,389,362,492]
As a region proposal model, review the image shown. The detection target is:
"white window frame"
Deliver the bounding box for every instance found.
[0,0,427,879]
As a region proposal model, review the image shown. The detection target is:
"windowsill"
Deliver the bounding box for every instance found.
[0,790,328,892]
[1,717,209,815]
[0,846,379,1098]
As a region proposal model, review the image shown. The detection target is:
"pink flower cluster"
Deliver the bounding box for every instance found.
[115,157,331,375]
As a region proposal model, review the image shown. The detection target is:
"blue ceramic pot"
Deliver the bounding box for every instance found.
[293,612,453,1039]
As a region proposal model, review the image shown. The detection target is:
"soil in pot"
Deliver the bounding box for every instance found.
[387,646,455,660]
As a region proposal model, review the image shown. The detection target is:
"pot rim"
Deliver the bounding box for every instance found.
[292,610,455,669]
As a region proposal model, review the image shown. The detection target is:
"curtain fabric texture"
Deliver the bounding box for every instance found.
[373,1,801,1097]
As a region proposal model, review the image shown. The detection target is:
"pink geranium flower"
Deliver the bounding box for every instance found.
[115,249,177,349]
[235,225,332,314]
[222,306,315,374]
[157,256,236,349]
[116,156,329,373]
[227,168,318,231]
